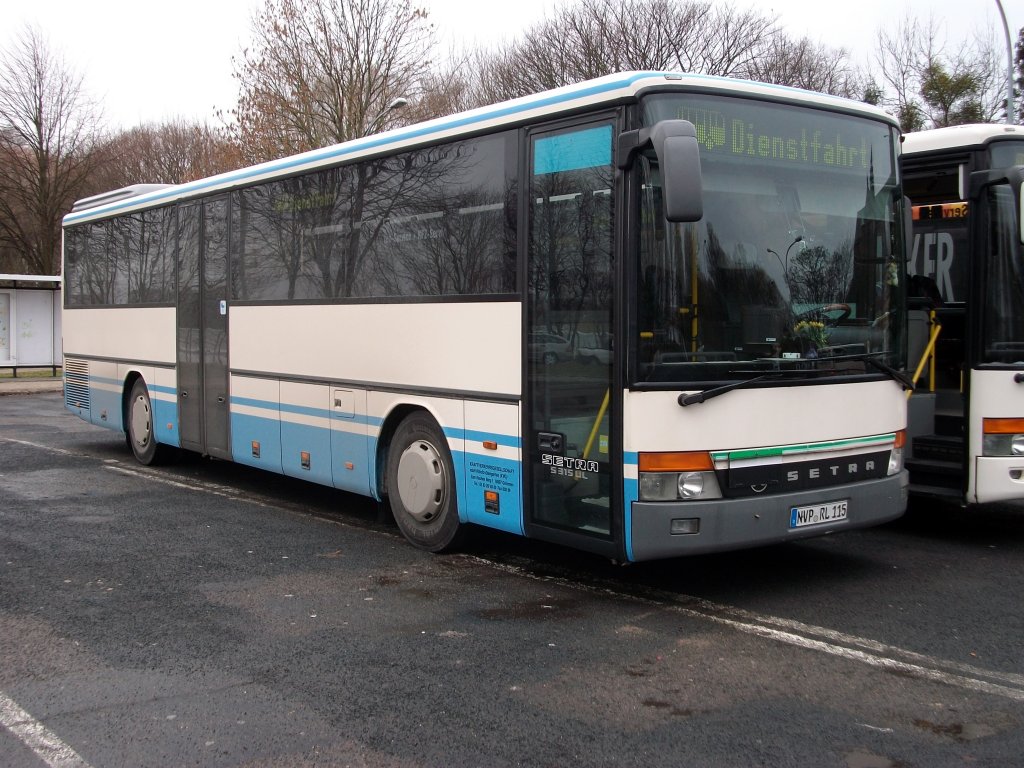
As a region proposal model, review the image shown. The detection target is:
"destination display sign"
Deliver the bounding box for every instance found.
[642,94,897,177]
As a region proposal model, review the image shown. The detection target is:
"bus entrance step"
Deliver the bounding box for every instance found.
[934,410,964,437]
[911,434,963,463]
[906,456,963,490]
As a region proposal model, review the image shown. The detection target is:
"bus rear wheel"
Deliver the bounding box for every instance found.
[386,412,464,552]
[127,379,166,466]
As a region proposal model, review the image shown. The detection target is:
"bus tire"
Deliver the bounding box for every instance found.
[127,378,165,466]
[386,412,464,552]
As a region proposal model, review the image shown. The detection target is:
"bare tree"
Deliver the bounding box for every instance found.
[409,53,478,122]
[472,0,779,104]
[874,14,1006,130]
[89,119,243,192]
[0,26,100,275]
[227,0,434,164]
[745,35,863,98]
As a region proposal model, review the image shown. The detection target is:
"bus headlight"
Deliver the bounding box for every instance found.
[638,452,722,501]
[639,470,722,501]
[678,472,705,498]
[983,419,1024,457]
[888,430,905,476]
[983,433,1024,456]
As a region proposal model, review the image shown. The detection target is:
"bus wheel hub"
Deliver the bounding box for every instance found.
[396,440,446,522]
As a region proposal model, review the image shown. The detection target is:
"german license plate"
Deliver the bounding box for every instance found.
[790,500,848,528]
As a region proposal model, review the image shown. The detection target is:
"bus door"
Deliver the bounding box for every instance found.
[177,196,231,459]
[967,177,1024,503]
[523,117,619,555]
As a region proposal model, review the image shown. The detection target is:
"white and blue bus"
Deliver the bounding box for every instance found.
[902,124,1024,505]
[62,72,909,561]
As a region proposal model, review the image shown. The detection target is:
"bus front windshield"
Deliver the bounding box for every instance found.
[635,95,905,385]
[989,141,1024,170]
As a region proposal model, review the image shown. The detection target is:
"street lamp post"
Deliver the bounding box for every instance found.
[366,97,410,136]
[994,0,1015,124]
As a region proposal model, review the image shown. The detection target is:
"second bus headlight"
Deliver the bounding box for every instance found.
[982,419,1024,457]
[887,430,906,476]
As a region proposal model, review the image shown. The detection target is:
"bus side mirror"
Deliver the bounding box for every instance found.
[618,120,704,223]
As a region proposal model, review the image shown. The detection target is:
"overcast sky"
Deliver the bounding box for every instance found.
[5,0,1017,129]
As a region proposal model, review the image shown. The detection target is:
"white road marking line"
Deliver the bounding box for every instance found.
[475,557,1024,703]
[0,691,93,768]
[681,595,1024,689]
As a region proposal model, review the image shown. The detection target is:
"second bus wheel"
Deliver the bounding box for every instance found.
[386,412,465,552]
[127,378,166,466]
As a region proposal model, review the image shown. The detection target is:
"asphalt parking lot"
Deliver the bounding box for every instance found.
[2,392,1024,767]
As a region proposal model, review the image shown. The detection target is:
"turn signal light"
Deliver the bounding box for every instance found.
[983,418,1024,434]
[638,451,714,472]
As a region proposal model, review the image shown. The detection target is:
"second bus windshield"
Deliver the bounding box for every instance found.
[636,94,904,384]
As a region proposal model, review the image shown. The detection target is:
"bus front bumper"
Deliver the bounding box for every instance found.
[628,472,908,561]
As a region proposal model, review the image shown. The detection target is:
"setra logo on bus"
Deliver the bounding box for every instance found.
[725,451,890,498]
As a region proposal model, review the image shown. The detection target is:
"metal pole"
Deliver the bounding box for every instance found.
[994,0,1014,124]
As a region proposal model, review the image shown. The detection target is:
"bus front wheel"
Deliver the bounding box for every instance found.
[127,379,165,466]
[386,412,464,552]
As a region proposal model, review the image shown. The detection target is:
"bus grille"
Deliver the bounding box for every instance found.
[64,358,90,410]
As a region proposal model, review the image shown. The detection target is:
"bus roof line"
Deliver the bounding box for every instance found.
[63,70,896,226]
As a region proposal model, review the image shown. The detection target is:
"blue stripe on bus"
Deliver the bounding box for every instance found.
[231,411,283,474]
[86,374,176,399]
[623,477,639,562]
[63,72,666,224]
[153,398,180,447]
[227,404,525,534]
[70,377,525,534]
[464,453,524,535]
[89,386,123,432]
[230,395,385,428]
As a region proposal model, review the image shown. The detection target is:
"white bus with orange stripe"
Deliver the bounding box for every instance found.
[62,72,909,561]
[902,124,1024,505]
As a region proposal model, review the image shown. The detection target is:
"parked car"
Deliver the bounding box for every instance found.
[528,331,573,364]
[575,332,612,365]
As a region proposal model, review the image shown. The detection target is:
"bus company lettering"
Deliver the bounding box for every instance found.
[726,450,890,497]
[681,108,870,170]
[909,230,960,303]
[786,460,876,483]
[542,454,599,476]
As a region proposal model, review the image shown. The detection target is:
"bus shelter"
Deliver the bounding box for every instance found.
[0,274,62,376]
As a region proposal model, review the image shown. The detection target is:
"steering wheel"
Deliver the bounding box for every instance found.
[794,303,851,326]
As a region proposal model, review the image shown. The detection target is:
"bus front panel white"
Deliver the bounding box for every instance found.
[969,369,1024,504]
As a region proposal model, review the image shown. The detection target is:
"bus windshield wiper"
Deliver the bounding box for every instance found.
[678,372,775,407]
[836,353,915,390]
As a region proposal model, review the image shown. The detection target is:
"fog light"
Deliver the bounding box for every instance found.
[670,517,700,535]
